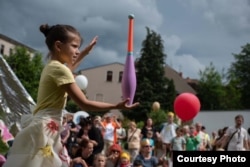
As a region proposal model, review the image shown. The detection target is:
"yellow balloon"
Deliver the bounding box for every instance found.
[152,101,160,111]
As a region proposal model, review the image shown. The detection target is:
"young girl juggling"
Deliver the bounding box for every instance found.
[3,24,139,167]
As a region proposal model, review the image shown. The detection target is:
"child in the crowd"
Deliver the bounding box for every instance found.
[185,125,200,151]
[171,127,186,151]
[93,153,106,167]
[158,112,178,158]
[119,152,132,167]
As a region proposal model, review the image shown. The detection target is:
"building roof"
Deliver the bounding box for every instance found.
[164,64,196,94]
[0,33,37,52]
[80,62,124,71]
[0,54,36,126]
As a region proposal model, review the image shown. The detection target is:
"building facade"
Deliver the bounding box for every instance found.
[79,62,196,104]
[0,33,36,57]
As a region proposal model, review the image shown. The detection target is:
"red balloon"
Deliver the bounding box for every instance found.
[174,93,200,121]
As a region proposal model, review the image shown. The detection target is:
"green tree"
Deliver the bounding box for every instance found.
[197,62,226,110]
[4,47,44,101]
[124,27,176,121]
[228,43,250,109]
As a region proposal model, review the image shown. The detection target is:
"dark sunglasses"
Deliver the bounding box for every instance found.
[111,150,120,153]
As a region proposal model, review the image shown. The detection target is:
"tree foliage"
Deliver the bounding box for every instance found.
[197,61,242,110]
[124,27,176,121]
[228,43,250,109]
[4,47,44,101]
[197,62,225,110]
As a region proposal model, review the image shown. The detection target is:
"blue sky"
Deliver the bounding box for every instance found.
[0,0,250,79]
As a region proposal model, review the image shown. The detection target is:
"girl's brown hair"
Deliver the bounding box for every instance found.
[39,24,82,52]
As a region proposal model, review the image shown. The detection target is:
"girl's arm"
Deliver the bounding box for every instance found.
[63,83,139,111]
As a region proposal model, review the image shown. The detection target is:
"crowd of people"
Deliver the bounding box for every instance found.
[1,111,249,167]
[38,111,249,167]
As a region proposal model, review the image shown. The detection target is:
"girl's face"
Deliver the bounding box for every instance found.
[94,156,106,167]
[57,32,81,65]
[121,157,129,164]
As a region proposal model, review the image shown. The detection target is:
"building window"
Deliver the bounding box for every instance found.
[0,45,4,55]
[106,71,113,82]
[118,71,123,82]
[95,93,103,101]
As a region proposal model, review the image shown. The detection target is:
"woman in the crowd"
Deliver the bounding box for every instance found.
[70,138,95,167]
[141,118,156,139]
[127,121,141,163]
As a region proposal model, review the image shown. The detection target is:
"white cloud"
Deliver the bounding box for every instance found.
[173,54,205,79]
[181,0,250,35]
[79,46,122,69]
[163,34,182,57]
[162,34,205,79]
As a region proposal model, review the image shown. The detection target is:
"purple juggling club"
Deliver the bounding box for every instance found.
[121,14,137,105]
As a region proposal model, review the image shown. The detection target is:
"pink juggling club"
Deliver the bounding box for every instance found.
[121,14,137,105]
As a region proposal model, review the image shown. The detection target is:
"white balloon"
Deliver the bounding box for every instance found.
[75,75,88,90]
